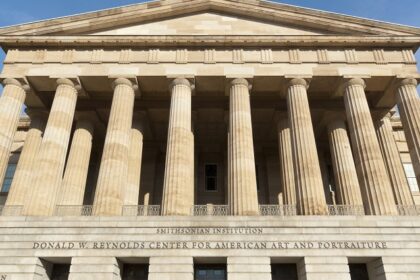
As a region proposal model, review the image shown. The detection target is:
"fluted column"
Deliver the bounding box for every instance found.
[124,115,144,206]
[287,78,327,215]
[0,79,28,187]
[227,78,259,216]
[396,78,420,186]
[5,111,46,207]
[93,78,135,216]
[277,118,296,206]
[161,78,194,216]
[327,118,363,206]
[58,118,94,206]
[343,78,397,215]
[24,78,78,216]
[376,114,415,206]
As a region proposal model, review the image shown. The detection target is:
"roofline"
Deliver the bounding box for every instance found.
[1,35,419,50]
[0,0,419,36]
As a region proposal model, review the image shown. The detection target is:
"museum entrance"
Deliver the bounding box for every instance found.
[194,264,227,280]
[271,263,299,280]
[121,264,149,280]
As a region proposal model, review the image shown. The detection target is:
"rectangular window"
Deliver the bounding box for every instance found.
[195,264,226,280]
[1,163,17,193]
[205,164,217,191]
[51,263,70,280]
[403,163,419,192]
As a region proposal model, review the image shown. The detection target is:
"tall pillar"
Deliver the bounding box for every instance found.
[58,117,94,206]
[327,118,364,206]
[5,110,46,207]
[287,78,327,215]
[396,78,420,186]
[376,114,415,206]
[277,117,296,206]
[24,78,78,216]
[343,78,397,215]
[161,78,194,216]
[0,78,28,186]
[124,114,144,206]
[227,78,259,216]
[93,78,135,216]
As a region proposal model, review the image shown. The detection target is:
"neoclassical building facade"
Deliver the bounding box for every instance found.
[0,0,419,279]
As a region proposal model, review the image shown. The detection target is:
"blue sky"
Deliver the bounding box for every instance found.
[0,0,419,91]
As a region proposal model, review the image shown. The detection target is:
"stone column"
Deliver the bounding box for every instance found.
[227,78,259,216]
[5,110,46,207]
[161,78,194,216]
[277,118,296,206]
[93,78,135,216]
[343,78,397,215]
[327,118,364,206]
[0,79,28,187]
[24,78,78,216]
[287,78,327,215]
[58,118,94,206]
[396,78,420,186]
[124,115,144,206]
[376,114,415,206]
[228,257,271,280]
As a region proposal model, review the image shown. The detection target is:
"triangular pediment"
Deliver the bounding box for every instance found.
[91,12,329,36]
[0,0,419,37]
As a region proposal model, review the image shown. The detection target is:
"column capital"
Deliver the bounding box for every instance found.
[2,78,30,92]
[56,78,76,87]
[227,78,252,93]
[287,78,309,89]
[399,77,418,87]
[344,78,366,89]
[170,77,191,88]
[111,77,134,89]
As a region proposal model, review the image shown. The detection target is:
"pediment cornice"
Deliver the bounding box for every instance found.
[0,0,419,37]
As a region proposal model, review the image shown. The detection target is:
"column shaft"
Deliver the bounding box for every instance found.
[58,119,94,206]
[376,115,415,206]
[24,78,78,216]
[344,78,397,215]
[5,113,46,207]
[93,78,135,216]
[328,119,364,206]
[277,118,296,206]
[0,79,27,186]
[161,78,194,215]
[124,119,144,206]
[396,78,420,186]
[228,78,259,216]
[287,78,327,215]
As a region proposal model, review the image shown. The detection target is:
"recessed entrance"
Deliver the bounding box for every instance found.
[121,264,149,280]
[271,263,299,280]
[194,264,227,280]
[349,264,370,280]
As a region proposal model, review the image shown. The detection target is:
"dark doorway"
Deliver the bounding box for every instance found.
[50,263,70,280]
[122,264,149,280]
[349,264,369,280]
[271,264,298,280]
[195,264,227,280]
